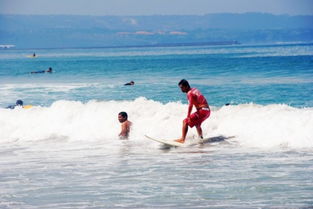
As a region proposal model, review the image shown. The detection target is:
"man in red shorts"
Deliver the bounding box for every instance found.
[175,79,210,143]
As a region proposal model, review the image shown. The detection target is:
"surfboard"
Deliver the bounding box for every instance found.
[144,135,185,147]
[23,105,33,109]
[145,135,234,148]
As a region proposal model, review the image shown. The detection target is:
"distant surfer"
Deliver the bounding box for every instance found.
[32,53,36,57]
[175,79,210,143]
[124,81,135,86]
[31,67,53,74]
[5,100,32,109]
[46,67,52,73]
[118,112,132,139]
[6,100,23,109]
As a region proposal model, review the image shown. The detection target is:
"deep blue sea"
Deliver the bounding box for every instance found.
[0,43,313,208]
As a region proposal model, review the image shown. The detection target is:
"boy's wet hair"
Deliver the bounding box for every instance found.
[119,111,128,119]
[178,79,190,88]
[16,100,23,106]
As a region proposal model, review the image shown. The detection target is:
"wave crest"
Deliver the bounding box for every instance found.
[1,98,312,149]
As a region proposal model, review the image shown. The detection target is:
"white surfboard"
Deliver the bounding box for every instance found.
[145,135,234,148]
[144,135,185,147]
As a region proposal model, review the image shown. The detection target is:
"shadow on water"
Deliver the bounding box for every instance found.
[201,135,235,144]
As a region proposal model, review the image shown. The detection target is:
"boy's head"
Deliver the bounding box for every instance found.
[178,79,190,93]
[16,100,23,106]
[118,112,128,123]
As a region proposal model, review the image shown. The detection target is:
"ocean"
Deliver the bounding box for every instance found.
[0,43,313,208]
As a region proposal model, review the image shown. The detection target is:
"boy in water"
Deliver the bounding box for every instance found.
[118,112,132,139]
[175,79,211,143]
[6,100,23,109]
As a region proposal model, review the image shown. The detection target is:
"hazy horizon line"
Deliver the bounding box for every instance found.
[1,12,312,17]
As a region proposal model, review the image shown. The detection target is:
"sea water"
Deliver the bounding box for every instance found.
[0,43,313,208]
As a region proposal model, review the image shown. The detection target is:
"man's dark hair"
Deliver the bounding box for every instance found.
[178,79,190,88]
[119,111,128,119]
[16,100,23,106]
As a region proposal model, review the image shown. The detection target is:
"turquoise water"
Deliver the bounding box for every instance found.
[1,43,313,107]
[0,43,313,208]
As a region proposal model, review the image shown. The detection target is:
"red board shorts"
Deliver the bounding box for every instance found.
[184,108,210,128]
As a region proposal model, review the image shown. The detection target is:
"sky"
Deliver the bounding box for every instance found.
[0,0,312,16]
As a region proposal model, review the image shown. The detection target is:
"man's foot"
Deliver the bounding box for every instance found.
[175,138,185,143]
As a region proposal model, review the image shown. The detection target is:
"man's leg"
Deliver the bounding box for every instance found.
[175,120,188,143]
[196,110,210,140]
[196,125,203,139]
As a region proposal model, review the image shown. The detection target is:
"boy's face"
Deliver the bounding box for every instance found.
[118,114,126,123]
[179,84,189,93]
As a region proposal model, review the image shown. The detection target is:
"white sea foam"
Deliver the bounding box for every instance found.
[213,103,313,148]
[235,44,313,57]
[0,97,312,149]
[5,43,310,59]
[0,83,107,92]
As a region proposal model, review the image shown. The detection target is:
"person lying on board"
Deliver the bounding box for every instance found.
[6,100,33,109]
[175,79,211,143]
[31,67,53,74]
[6,100,24,109]
[124,81,135,86]
[118,111,132,139]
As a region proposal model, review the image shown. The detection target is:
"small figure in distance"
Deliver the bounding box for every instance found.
[118,111,132,139]
[6,100,23,109]
[124,81,135,86]
[31,67,53,74]
[175,79,211,143]
[46,67,53,73]
[32,53,36,57]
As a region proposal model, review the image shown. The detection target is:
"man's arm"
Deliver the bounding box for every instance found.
[187,94,194,118]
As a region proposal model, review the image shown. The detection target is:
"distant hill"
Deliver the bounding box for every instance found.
[0,13,312,48]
